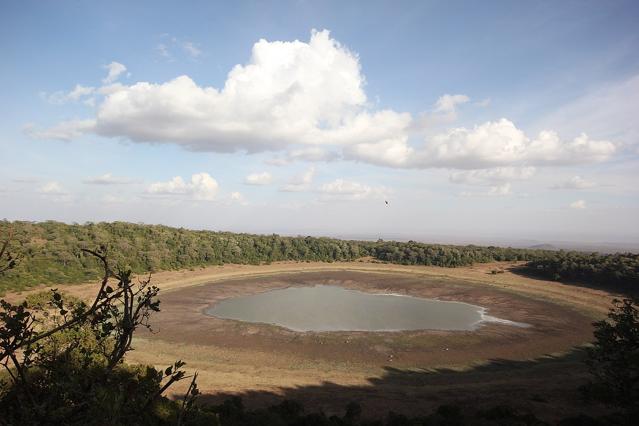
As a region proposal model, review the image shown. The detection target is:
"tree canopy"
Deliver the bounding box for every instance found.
[1,220,637,295]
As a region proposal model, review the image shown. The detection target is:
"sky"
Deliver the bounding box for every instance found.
[1,0,638,245]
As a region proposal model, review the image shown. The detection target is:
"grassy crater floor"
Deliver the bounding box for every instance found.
[5,261,618,422]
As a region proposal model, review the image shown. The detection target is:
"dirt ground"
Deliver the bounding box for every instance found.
[4,261,619,421]
[138,269,596,367]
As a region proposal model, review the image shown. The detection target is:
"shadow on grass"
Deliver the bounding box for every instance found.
[178,347,610,422]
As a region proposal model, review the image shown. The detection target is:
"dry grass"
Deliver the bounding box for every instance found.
[2,260,618,421]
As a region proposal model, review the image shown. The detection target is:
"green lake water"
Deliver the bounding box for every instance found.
[205,285,497,332]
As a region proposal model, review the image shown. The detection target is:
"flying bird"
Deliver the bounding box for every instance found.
[385,200,389,205]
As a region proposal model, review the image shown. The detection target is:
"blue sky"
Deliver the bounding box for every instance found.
[1,0,638,245]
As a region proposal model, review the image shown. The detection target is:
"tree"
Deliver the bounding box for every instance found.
[584,298,639,418]
[0,228,19,274]
[0,231,204,425]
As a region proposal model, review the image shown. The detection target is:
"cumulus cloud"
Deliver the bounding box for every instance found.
[419,119,614,168]
[570,199,586,209]
[244,172,272,185]
[102,62,127,84]
[450,167,536,186]
[318,179,388,201]
[350,119,615,169]
[551,176,595,190]
[280,167,315,192]
[30,31,617,173]
[35,30,410,153]
[83,173,135,185]
[147,173,218,200]
[525,131,615,165]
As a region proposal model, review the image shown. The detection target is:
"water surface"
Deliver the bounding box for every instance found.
[205,285,489,332]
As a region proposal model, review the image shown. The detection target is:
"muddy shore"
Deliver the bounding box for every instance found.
[141,269,594,367]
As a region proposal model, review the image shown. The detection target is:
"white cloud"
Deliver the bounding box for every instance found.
[31,31,618,173]
[102,62,127,84]
[526,131,615,165]
[415,93,470,125]
[244,172,272,185]
[291,147,340,162]
[182,41,201,58]
[83,173,135,185]
[44,84,95,104]
[40,30,410,153]
[24,119,96,141]
[67,85,95,101]
[97,83,126,96]
[229,191,248,205]
[147,173,218,200]
[280,167,315,192]
[38,181,71,201]
[266,147,340,165]
[536,73,639,149]
[344,119,614,169]
[318,179,388,201]
[490,183,512,196]
[434,94,470,114]
[450,167,536,186]
[156,36,202,60]
[344,137,413,168]
[551,176,595,190]
[39,181,65,194]
[417,119,613,169]
[460,183,512,197]
[570,199,587,209]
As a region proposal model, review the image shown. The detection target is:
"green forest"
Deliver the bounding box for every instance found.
[1,220,638,294]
